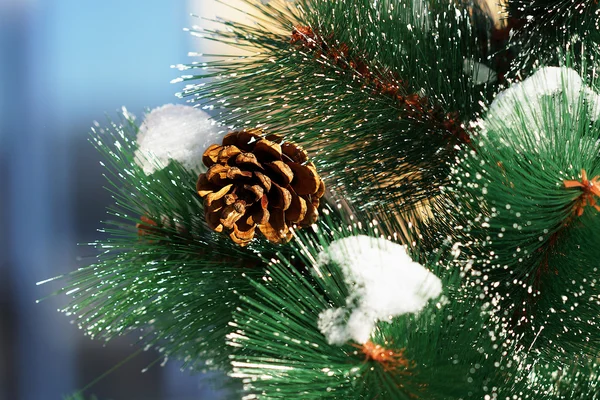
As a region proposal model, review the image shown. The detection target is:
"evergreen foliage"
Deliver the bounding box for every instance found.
[52,0,600,398]
[228,214,518,399]
[179,0,496,214]
[443,66,600,359]
[58,117,266,369]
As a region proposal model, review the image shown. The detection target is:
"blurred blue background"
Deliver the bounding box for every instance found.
[0,1,230,399]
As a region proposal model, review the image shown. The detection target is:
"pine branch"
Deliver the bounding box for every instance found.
[179,0,497,215]
[226,209,531,399]
[440,65,600,360]
[57,114,266,370]
[509,354,600,399]
[289,24,472,145]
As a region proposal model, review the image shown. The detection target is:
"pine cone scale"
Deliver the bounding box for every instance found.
[267,183,289,210]
[218,145,242,163]
[231,220,255,243]
[265,161,294,186]
[220,202,246,229]
[282,142,308,163]
[286,191,308,223]
[202,144,221,167]
[196,174,217,197]
[248,196,270,225]
[226,167,253,180]
[205,184,233,206]
[254,171,272,191]
[258,208,290,244]
[254,139,283,161]
[205,164,230,184]
[236,153,263,169]
[205,202,224,232]
[244,184,265,202]
[288,162,320,195]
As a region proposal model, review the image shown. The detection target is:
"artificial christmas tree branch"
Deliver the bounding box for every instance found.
[227,212,529,399]
[45,0,600,398]
[179,0,498,215]
[443,65,600,361]
[290,24,472,146]
[57,115,268,370]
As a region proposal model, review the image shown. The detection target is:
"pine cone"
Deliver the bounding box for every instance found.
[197,129,325,246]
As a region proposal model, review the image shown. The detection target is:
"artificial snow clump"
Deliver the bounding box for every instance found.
[134,104,223,175]
[317,235,442,345]
[486,66,600,129]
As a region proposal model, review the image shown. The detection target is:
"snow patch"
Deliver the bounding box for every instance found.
[487,67,600,128]
[134,104,223,175]
[316,235,443,345]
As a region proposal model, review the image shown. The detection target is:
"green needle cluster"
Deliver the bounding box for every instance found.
[53,0,600,398]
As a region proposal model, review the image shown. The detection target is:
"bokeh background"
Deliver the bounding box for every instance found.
[0,1,246,399]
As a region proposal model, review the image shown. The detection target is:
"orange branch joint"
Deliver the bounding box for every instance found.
[137,215,160,236]
[563,169,600,216]
[354,341,411,373]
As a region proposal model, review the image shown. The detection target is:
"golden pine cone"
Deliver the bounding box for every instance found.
[197,129,325,246]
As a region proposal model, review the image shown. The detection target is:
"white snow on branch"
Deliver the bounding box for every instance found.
[487,67,600,129]
[317,235,442,345]
[134,104,223,175]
